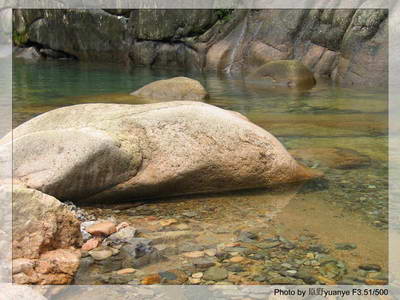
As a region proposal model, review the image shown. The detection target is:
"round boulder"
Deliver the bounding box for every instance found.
[130,77,209,100]
[248,60,316,89]
[1,101,321,203]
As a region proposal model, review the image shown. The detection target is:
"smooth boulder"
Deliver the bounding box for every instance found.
[1,101,321,203]
[130,77,209,100]
[249,60,316,89]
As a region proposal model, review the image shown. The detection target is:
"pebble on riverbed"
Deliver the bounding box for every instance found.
[74,202,388,287]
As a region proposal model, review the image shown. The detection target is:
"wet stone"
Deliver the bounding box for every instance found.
[294,270,317,284]
[335,243,357,250]
[204,248,217,256]
[255,242,281,249]
[203,266,228,281]
[103,226,137,245]
[269,276,299,285]
[359,264,381,272]
[252,275,267,282]
[179,243,204,252]
[308,244,329,253]
[182,211,197,218]
[236,231,258,242]
[192,258,216,269]
[248,253,265,260]
[159,271,177,281]
[226,264,244,273]
[223,247,249,253]
[89,248,113,260]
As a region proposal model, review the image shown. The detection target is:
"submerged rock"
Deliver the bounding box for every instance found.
[248,60,316,89]
[1,101,321,203]
[289,147,371,170]
[130,77,209,101]
[203,266,228,281]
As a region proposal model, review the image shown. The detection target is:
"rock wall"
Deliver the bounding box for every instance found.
[13,8,388,87]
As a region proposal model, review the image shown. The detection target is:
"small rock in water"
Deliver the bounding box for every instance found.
[315,275,336,285]
[230,256,245,263]
[175,223,190,230]
[89,248,113,260]
[364,278,387,285]
[204,248,217,256]
[192,258,216,269]
[159,218,178,226]
[116,222,130,231]
[203,266,228,281]
[308,244,329,253]
[82,237,101,251]
[236,231,258,242]
[116,268,136,275]
[86,221,117,236]
[189,278,201,284]
[104,226,137,245]
[179,243,204,252]
[141,274,161,285]
[335,243,357,250]
[256,241,281,249]
[121,238,153,258]
[183,251,204,258]
[182,211,197,218]
[192,272,203,279]
[159,271,177,281]
[359,264,381,272]
[80,221,96,241]
[226,264,244,273]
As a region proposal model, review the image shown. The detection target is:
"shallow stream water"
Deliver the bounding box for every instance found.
[13,58,389,285]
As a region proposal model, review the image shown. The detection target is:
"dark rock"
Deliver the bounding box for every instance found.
[359,264,381,272]
[236,231,258,242]
[255,241,281,249]
[226,264,244,273]
[294,267,317,284]
[159,271,177,281]
[252,275,267,282]
[182,211,197,218]
[192,258,216,269]
[223,247,249,253]
[179,243,205,252]
[269,276,299,285]
[308,244,329,253]
[39,48,73,60]
[103,226,137,246]
[335,243,357,250]
[203,266,228,281]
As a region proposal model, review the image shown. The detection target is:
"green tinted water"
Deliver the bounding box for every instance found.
[12,58,389,279]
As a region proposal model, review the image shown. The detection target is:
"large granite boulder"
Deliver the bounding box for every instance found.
[130,77,209,100]
[1,102,321,204]
[9,185,82,284]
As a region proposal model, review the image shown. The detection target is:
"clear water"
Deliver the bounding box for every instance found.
[12,58,389,280]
